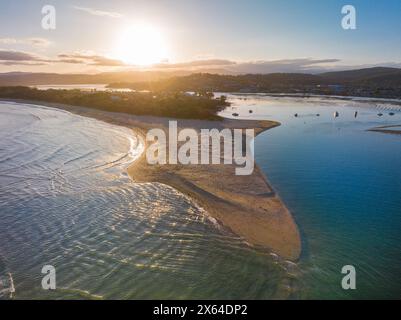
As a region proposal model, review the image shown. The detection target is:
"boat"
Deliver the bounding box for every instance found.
[334,111,339,118]
[294,113,298,117]
[232,113,239,117]
[354,111,358,118]
[378,113,383,117]
[389,112,395,116]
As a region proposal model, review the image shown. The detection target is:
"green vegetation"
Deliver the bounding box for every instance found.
[0,86,229,120]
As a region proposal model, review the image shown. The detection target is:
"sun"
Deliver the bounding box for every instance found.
[114,23,169,66]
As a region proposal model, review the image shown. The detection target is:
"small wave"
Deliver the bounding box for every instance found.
[58,287,103,300]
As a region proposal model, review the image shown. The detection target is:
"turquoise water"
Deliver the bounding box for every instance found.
[220,95,401,299]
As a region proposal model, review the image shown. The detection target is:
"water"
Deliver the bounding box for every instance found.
[33,84,136,92]
[0,101,292,300]
[220,94,401,299]
[1,97,400,299]
[33,84,110,91]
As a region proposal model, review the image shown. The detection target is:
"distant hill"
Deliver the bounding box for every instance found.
[1,67,401,98]
[319,67,401,84]
[0,70,191,86]
[360,72,401,87]
[108,73,324,92]
[107,67,401,99]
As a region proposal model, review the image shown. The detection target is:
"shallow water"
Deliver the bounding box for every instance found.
[33,84,135,92]
[220,94,401,299]
[34,84,109,91]
[1,97,400,299]
[0,101,292,300]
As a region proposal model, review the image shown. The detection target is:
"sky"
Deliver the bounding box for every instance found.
[0,0,400,74]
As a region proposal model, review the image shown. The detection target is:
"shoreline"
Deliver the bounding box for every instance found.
[225,92,401,105]
[368,125,401,135]
[0,98,301,261]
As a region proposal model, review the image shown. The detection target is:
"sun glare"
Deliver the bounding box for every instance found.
[114,23,169,66]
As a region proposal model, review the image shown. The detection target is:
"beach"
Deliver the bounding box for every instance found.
[0,98,301,261]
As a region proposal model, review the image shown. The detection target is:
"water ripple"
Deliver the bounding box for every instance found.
[0,102,289,300]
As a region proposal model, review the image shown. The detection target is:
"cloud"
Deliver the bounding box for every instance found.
[0,61,47,66]
[1,53,338,71]
[227,58,341,74]
[0,50,47,62]
[28,38,52,47]
[0,49,53,66]
[0,49,126,67]
[149,58,342,73]
[154,59,237,69]
[1,51,399,73]
[57,53,125,66]
[73,6,123,18]
[0,38,51,47]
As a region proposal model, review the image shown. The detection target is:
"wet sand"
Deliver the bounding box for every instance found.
[1,99,301,260]
[368,124,401,135]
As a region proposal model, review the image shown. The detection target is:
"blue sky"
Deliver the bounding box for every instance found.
[0,0,400,73]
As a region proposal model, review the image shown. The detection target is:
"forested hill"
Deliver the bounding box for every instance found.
[107,67,401,99]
